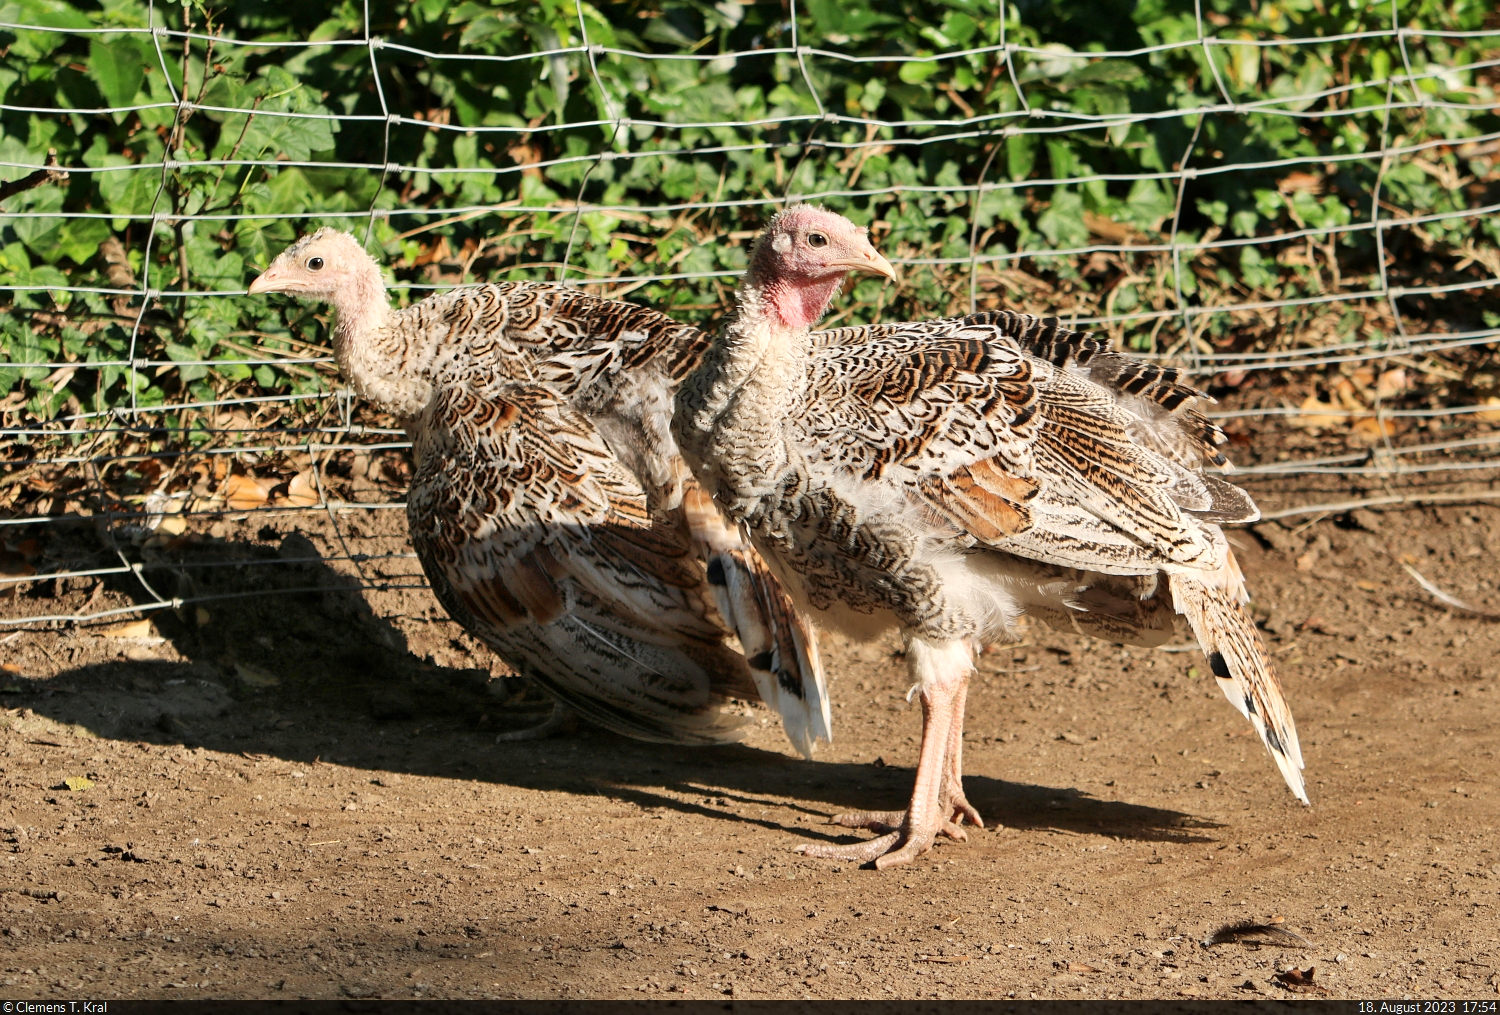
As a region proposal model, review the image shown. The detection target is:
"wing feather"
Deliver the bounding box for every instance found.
[800,315,1222,569]
[409,383,751,739]
[919,468,1033,542]
[682,485,832,756]
[789,305,1299,800]
[966,459,1040,503]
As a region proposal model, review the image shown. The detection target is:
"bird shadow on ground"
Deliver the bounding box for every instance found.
[6,525,534,732]
[584,751,1222,847]
[7,529,1215,848]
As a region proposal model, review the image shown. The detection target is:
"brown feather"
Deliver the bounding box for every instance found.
[605,491,653,530]
[461,577,529,629]
[509,550,568,624]
[920,469,1033,542]
[1169,557,1306,803]
[591,524,702,591]
[966,459,1040,503]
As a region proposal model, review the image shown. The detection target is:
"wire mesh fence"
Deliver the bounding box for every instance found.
[1,0,1497,633]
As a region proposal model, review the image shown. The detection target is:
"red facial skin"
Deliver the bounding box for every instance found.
[746,206,896,329]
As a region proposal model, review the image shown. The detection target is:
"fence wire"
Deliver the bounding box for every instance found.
[1,0,1498,632]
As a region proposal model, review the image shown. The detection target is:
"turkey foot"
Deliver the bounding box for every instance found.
[800,815,972,863]
[826,789,982,839]
[493,701,577,741]
[799,639,979,868]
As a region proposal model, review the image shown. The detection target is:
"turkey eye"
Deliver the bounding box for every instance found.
[307,256,325,271]
[807,232,828,248]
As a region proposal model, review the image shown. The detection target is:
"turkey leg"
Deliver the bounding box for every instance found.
[799,638,982,867]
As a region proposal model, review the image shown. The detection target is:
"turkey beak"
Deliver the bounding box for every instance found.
[247,269,280,295]
[830,246,898,283]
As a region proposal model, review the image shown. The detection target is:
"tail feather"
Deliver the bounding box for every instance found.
[1169,564,1307,804]
[713,547,831,758]
[498,615,754,746]
[683,484,832,757]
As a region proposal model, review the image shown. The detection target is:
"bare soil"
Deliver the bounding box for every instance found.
[1,482,1498,1000]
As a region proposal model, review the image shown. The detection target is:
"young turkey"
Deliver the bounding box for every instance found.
[249,229,831,756]
[675,206,1305,869]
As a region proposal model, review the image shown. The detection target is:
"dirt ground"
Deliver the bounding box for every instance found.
[1,467,1498,1000]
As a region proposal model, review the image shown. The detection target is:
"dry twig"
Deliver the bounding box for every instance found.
[0,151,68,203]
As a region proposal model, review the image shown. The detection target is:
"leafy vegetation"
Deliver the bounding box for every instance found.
[0,0,1496,460]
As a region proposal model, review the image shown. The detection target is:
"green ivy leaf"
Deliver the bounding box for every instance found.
[165,341,208,382]
[1006,133,1034,182]
[1063,59,1143,87]
[3,183,64,258]
[1240,246,1277,290]
[899,60,940,85]
[6,0,90,61]
[96,156,159,226]
[88,37,147,110]
[1037,189,1088,249]
[55,218,112,266]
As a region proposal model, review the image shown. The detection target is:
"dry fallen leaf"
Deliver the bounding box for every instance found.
[1350,415,1399,440]
[235,662,281,688]
[1275,966,1326,993]
[1477,397,1500,424]
[1293,395,1344,430]
[225,474,270,511]
[1067,962,1101,973]
[156,515,188,536]
[64,776,93,792]
[101,618,158,640]
[1278,171,1323,194]
[1375,368,1407,400]
[1082,211,1137,244]
[285,470,320,508]
[1331,377,1364,411]
[411,235,452,267]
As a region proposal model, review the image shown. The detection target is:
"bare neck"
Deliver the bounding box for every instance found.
[329,260,434,419]
[695,277,816,424]
[727,262,844,375]
[678,259,849,481]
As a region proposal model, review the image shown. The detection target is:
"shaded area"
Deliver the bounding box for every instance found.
[7,520,1213,845]
[10,653,1211,849]
[3,522,548,739]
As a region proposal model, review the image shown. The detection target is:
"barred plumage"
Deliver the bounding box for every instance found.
[675,206,1304,869]
[251,229,831,757]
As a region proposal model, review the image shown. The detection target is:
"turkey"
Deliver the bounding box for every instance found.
[248,229,831,756]
[675,205,1305,869]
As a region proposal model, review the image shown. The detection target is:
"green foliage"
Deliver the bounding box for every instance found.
[0,0,1496,438]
